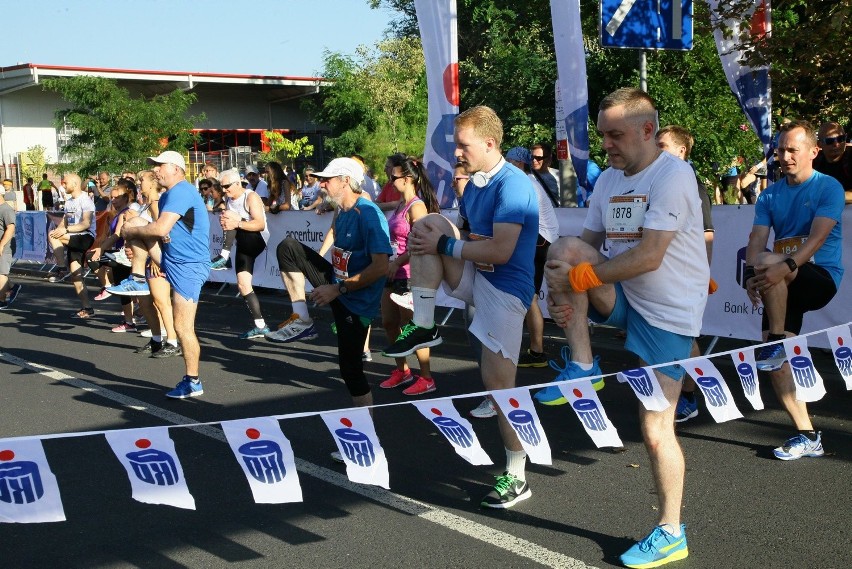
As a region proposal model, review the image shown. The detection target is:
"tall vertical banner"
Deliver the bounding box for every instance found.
[709,0,772,151]
[551,0,590,187]
[415,0,459,208]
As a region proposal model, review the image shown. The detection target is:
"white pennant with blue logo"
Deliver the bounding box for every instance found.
[321,409,389,489]
[558,379,623,448]
[221,418,302,504]
[489,388,552,465]
[684,359,744,423]
[412,400,492,465]
[825,325,852,390]
[617,367,671,411]
[104,427,195,510]
[0,438,65,523]
[782,337,826,402]
[729,348,764,410]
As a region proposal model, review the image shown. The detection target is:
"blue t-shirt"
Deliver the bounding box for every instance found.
[459,162,539,306]
[754,170,844,287]
[333,197,392,318]
[160,180,211,266]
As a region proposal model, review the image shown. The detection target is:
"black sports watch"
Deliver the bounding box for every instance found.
[338,282,349,295]
[783,257,798,273]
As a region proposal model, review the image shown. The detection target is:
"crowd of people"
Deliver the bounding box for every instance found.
[3,90,849,568]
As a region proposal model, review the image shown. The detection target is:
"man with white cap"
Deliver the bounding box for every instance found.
[268,158,391,444]
[244,165,269,203]
[109,150,211,399]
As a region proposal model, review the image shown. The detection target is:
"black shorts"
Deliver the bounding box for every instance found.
[534,235,551,297]
[384,277,410,295]
[67,234,95,266]
[761,263,837,334]
[234,229,267,274]
[41,191,54,209]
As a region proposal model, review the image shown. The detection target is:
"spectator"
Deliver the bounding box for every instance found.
[530,142,560,207]
[22,177,35,211]
[813,122,851,203]
[0,190,21,310]
[38,173,58,211]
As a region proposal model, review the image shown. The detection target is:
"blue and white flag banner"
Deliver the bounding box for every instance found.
[13,211,49,263]
[490,388,552,465]
[321,409,390,489]
[729,347,764,410]
[617,367,671,412]
[0,439,65,523]
[782,337,827,402]
[551,0,590,186]
[825,325,852,390]
[558,379,623,448]
[221,418,303,504]
[708,0,772,151]
[684,359,744,423]
[412,400,492,465]
[414,0,459,208]
[104,427,196,510]
[3,323,852,523]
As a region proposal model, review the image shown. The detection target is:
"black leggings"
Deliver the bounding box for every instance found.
[234,229,266,274]
[276,236,370,397]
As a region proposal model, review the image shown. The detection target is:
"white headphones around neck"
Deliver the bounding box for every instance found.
[470,171,491,188]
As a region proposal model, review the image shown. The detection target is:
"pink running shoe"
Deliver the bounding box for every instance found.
[379,368,414,389]
[402,376,436,396]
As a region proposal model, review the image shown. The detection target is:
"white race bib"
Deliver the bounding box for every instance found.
[605,194,647,241]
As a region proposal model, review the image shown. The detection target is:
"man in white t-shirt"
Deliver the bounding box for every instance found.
[48,173,97,319]
[244,165,269,201]
[542,88,708,568]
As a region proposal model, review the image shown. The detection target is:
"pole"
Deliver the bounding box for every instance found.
[639,50,647,92]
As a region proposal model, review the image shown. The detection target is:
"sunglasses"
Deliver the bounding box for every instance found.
[199,185,211,191]
[390,174,408,182]
[221,181,239,189]
[822,135,845,145]
[531,155,546,161]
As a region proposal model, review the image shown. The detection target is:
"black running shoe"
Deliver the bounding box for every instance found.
[135,340,163,355]
[152,343,182,359]
[382,322,442,357]
[480,472,531,509]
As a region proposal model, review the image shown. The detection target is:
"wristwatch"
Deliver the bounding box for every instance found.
[338,282,349,295]
[783,257,798,273]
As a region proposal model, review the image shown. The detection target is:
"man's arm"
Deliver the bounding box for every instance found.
[592,228,676,284]
[455,222,522,265]
[756,217,837,291]
[744,224,770,266]
[0,221,14,254]
[123,211,181,240]
[310,252,389,306]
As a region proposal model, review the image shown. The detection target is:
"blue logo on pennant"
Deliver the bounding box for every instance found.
[623,368,654,397]
[789,356,817,388]
[334,428,375,467]
[239,440,286,484]
[432,416,473,448]
[507,409,541,446]
[737,362,757,396]
[126,449,179,486]
[572,399,607,431]
[0,460,44,505]
[696,376,728,407]
[835,346,852,376]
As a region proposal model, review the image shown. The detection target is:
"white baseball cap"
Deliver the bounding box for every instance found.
[312,158,365,186]
[147,150,186,171]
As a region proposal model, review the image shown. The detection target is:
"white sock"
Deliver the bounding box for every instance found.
[574,361,594,371]
[292,301,310,321]
[254,318,266,329]
[167,338,178,347]
[219,249,230,260]
[505,448,527,481]
[660,523,681,537]
[412,287,437,328]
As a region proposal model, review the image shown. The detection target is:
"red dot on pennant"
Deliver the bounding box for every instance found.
[509,398,520,408]
[135,439,151,449]
[431,408,442,416]
[340,418,352,428]
[695,367,704,376]
[0,450,15,461]
[839,337,845,346]
[572,388,582,398]
[442,63,460,107]
[738,352,745,362]
[794,346,801,355]
[246,428,261,440]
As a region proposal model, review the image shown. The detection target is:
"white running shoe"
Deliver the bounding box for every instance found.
[470,398,497,419]
[390,291,414,311]
[266,316,318,343]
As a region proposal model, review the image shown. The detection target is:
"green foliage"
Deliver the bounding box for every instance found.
[43,76,204,175]
[20,145,49,181]
[259,133,314,167]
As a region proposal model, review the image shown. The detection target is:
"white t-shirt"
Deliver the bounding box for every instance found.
[252,179,269,200]
[527,174,560,243]
[362,175,381,201]
[585,152,708,336]
[64,193,97,236]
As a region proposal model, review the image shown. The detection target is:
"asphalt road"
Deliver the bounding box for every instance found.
[1,270,850,569]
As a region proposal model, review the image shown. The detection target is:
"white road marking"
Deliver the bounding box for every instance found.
[1,351,597,569]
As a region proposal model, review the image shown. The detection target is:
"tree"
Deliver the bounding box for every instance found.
[20,145,49,181]
[43,76,204,175]
[258,133,315,168]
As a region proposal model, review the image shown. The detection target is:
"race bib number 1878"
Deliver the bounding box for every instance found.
[606,195,647,241]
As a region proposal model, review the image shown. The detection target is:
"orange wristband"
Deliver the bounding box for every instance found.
[568,262,604,292]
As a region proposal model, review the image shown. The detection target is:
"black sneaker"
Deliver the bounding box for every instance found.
[135,340,163,355]
[47,268,69,282]
[480,472,531,509]
[152,343,182,359]
[382,322,442,358]
[517,349,549,368]
[7,284,22,305]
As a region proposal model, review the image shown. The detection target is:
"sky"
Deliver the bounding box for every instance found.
[4,0,394,78]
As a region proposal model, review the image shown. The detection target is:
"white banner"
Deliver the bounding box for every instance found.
[782,336,826,402]
[415,0,459,208]
[412,400,492,465]
[490,388,552,465]
[558,379,623,448]
[825,325,852,389]
[617,367,671,412]
[0,439,65,523]
[221,418,303,504]
[104,427,196,510]
[683,358,744,422]
[12,211,48,263]
[321,409,390,489]
[729,348,764,410]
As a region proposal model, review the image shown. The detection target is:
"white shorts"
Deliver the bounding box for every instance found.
[443,261,526,364]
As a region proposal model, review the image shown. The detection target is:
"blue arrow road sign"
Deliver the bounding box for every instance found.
[600,0,693,50]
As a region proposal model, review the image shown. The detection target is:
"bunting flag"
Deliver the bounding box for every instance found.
[558,380,623,448]
[684,359,744,422]
[781,337,827,402]
[412,400,492,466]
[617,367,671,411]
[104,428,196,510]
[0,439,65,523]
[414,0,459,208]
[321,409,390,489]
[730,347,764,410]
[550,0,589,187]
[825,325,852,390]
[489,388,552,465]
[221,418,303,504]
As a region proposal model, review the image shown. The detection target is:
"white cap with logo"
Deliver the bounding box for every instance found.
[147,150,186,171]
[312,158,365,186]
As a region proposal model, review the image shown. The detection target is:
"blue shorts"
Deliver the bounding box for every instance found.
[589,283,693,380]
[163,259,209,303]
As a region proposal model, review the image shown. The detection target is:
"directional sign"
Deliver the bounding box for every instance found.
[601,0,693,50]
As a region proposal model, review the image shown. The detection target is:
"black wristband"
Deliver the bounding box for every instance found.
[743,265,756,282]
[436,234,451,256]
[783,257,798,273]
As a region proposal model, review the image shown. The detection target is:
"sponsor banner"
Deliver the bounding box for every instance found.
[825,325,852,390]
[729,348,764,410]
[412,400,493,465]
[617,367,671,411]
[781,336,827,402]
[321,409,390,489]
[558,379,623,448]
[489,388,553,465]
[684,358,744,422]
[0,439,65,523]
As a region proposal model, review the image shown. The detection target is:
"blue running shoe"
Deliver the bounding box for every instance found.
[534,346,603,406]
[620,524,688,568]
[755,342,786,372]
[210,255,232,271]
[240,326,270,339]
[773,432,824,460]
[674,395,698,423]
[106,277,150,296]
[166,377,203,399]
